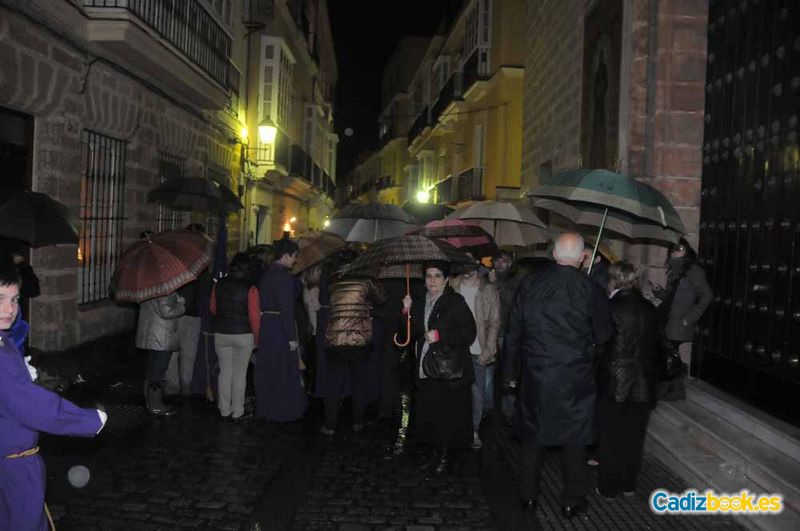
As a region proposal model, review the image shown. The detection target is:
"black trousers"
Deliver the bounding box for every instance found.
[146,350,173,385]
[323,355,370,429]
[520,443,588,506]
[596,401,651,495]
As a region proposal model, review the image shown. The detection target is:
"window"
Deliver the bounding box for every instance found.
[79,130,127,305]
[156,153,188,232]
[474,123,486,169]
[257,36,294,159]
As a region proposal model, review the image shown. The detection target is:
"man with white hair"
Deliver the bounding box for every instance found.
[503,232,612,518]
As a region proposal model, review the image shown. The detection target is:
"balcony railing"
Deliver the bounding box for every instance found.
[455,167,484,202]
[83,0,232,87]
[288,144,333,196]
[408,106,429,145]
[435,177,453,205]
[431,72,463,124]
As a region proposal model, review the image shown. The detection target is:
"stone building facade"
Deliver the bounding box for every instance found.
[523,0,708,270]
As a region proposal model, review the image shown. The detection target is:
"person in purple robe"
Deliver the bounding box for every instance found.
[0,263,107,530]
[255,238,307,422]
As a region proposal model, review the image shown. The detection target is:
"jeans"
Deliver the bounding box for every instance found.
[471,357,494,433]
[215,333,254,418]
[146,350,173,385]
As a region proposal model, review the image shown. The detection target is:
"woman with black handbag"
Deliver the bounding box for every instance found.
[402,262,477,476]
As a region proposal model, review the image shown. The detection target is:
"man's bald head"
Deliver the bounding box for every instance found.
[553,232,585,267]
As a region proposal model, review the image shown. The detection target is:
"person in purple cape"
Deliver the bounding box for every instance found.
[0,262,107,530]
[255,238,307,422]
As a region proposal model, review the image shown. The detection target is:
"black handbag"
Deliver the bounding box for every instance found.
[421,343,465,380]
[662,342,688,380]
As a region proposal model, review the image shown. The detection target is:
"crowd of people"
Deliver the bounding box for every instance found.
[0,226,713,528]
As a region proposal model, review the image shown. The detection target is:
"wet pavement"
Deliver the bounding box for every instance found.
[38,372,746,531]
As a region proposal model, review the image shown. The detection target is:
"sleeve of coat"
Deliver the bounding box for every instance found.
[0,355,102,437]
[154,294,185,320]
[681,266,713,325]
[277,276,297,342]
[436,295,477,347]
[248,286,261,343]
[590,284,614,345]
[483,285,501,357]
[501,281,525,386]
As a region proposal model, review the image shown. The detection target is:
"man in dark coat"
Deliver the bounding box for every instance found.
[503,232,612,517]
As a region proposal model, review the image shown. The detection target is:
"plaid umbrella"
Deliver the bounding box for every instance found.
[0,191,78,247]
[448,200,549,247]
[111,230,213,303]
[339,235,477,347]
[291,231,346,274]
[327,203,419,243]
[413,219,498,258]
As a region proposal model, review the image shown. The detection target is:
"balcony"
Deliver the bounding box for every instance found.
[454,167,484,202]
[430,72,463,124]
[288,144,333,198]
[435,177,453,205]
[463,48,491,97]
[408,106,429,146]
[83,0,232,109]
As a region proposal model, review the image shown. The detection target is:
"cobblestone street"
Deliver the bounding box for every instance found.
[37,372,748,530]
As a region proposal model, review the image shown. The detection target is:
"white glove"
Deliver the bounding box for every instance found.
[24,356,38,381]
[289,341,299,351]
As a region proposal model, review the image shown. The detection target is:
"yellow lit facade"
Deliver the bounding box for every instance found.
[404,0,525,206]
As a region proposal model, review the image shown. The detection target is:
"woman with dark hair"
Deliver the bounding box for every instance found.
[402,262,477,475]
[596,263,661,498]
[652,239,713,380]
[210,253,260,420]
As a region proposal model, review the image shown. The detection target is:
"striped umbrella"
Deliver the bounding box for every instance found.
[448,200,549,247]
[111,230,213,303]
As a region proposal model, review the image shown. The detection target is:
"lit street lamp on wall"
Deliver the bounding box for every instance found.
[258,118,277,144]
[416,189,430,203]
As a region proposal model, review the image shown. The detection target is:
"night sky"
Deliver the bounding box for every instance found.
[329,0,460,178]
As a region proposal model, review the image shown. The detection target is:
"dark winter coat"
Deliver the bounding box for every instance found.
[408,286,477,386]
[503,264,613,445]
[597,289,662,404]
[325,279,386,349]
[658,263,713,342]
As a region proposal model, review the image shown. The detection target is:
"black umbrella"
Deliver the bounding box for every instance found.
[402,202,454,225]
[0,191,78,247]
[148,177,243,213]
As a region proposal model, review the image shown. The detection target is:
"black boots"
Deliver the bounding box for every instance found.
[145,381,176,417]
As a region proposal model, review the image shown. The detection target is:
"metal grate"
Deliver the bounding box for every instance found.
[156,152,188,232]
[79,130,127,305]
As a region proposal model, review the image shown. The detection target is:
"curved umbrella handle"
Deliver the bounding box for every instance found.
[393,315,412,347]
[393,263,412,347]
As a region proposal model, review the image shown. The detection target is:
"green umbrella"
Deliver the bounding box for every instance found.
[529,169,685,273]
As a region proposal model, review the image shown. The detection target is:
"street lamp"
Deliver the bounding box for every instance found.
[258,118,277,144]
[416,189,430,203]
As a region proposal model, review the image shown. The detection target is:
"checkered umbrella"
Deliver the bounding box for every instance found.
[339,235,477,347]
[111,230,213,303]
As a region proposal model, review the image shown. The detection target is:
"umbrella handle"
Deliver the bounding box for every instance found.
[393,263,412,347]
[587,208,608,276]
[393,316,412,347]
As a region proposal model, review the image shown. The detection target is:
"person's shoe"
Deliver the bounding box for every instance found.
[320,426,335,436]
[520,498,537,511]
[471,432,483,450]
[232,414,251,423]
[622,490,636,498]
[147,385,175,417]
[561,499,587,519]
[587,458,599,466]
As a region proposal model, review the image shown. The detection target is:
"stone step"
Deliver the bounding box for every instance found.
[686,380,800,463]
[647,406,800,531]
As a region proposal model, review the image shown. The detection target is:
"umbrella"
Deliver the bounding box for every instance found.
[327,203,419,243]
[338,235,476,347]
[529,169,685,272]
[532,198,681,244]
[402,202,454,224]
[148,177,243,213]
[291,231,346,274]
[0,191,78,247]
[111,230,213,303]
[413,219,498,258]
[448,200,549,247]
